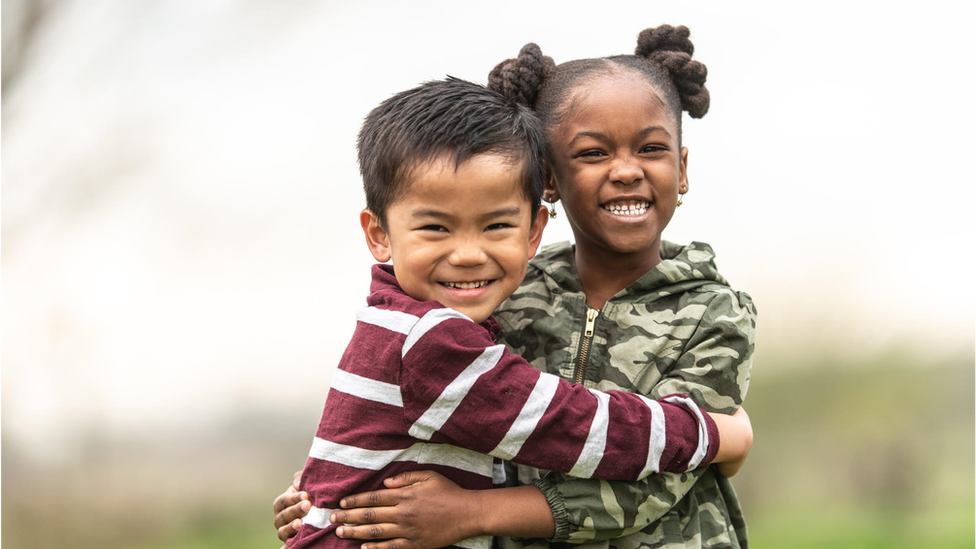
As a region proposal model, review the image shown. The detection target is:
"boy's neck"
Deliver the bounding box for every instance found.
[574,241,663,310]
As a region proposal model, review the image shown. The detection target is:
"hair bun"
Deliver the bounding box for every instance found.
[635,25,709,118]
[488,43,554,107]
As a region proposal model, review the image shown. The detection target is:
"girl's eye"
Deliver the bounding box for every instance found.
[640,144,667,154]
[578,150,606,158]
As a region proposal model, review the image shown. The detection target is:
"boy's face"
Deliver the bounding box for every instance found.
[362,153,548,324]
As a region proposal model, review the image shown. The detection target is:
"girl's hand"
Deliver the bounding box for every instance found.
[273,470,310,545]
[332,470,481,549]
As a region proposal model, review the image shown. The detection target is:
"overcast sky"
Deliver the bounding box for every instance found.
[3,0,973,461]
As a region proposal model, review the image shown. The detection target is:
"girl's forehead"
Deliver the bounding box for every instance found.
[558,72,677,134]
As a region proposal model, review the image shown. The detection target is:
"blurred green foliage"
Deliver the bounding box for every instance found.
[3,350,973,548]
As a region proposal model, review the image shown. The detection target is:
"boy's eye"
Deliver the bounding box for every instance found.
[486,223,513,231]
[640,144,667,153]
[420,225,448,232]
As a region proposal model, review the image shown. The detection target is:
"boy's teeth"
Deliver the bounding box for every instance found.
[604,201,649,216]
[444,280,490,289]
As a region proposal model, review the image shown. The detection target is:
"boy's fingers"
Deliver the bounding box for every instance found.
[277,518,303,542]
[292,470,303,489]
[274,500,311,530]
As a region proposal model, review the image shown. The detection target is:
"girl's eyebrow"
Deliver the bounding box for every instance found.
[568,126,673,146]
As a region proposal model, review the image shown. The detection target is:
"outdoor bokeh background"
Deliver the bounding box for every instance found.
[2,1,974,547]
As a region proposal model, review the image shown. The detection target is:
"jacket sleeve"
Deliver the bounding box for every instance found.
[398,308,721,480]
[534,290,757,542]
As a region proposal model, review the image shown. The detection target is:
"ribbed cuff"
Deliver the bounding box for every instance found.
[532,475,574,542]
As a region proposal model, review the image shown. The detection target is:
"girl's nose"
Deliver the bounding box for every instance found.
[449,239,488,266]
[610,155,643,185]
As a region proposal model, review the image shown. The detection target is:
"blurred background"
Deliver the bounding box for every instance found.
[2,1,973,547]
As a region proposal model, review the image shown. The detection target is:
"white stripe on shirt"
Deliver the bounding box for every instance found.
[567,388,610,478]
[302,505,336,529]
[408,344,505,440]
[330,369,403,407]
[309,438,494,477]
[402,307,470,356]
[456,536,492,549]
[661,394,709,471]
[356,306,418,335]
[490,373,560,460]
[639,394,666,477]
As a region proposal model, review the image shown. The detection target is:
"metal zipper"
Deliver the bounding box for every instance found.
[573,307,600,384]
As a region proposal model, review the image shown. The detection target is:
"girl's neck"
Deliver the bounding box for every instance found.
[574,240,663,310]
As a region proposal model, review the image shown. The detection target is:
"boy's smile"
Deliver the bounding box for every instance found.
[362,153,547,324]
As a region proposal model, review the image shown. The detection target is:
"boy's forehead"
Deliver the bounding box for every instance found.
[397,152,531,213]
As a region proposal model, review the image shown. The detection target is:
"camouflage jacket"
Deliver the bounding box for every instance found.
[493,241,756,549]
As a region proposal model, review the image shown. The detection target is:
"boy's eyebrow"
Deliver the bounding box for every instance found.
[568,126,673,146]
[409,205,524,220]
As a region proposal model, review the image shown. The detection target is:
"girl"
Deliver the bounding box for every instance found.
[276,24,755,549]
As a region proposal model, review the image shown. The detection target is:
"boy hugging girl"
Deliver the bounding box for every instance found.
[284,77,751,549]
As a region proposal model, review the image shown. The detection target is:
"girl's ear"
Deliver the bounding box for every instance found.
[544,171,561,203]
[360,209,392,262]
[527,205,549,259]
[679,147,690,195]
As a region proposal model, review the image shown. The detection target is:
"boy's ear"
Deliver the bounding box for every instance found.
[679,147,690,195]
[527,205,549,259]
[360,209,392,262]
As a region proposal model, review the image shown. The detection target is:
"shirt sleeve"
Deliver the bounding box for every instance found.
[398,308,721,480]
[534,290,757,542]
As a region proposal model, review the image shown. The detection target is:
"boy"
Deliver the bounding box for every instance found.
[284,78,748,549]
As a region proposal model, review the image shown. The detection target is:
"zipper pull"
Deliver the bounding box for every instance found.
[584,307,598,338]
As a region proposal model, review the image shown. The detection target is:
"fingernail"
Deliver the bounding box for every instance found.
[330,512,336,523]
[336,527,344,537]
[339,498,347,507]
[302,501,310,511]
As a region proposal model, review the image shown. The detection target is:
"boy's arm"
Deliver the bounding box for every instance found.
[531,290,756,543]
[399,309,720,479]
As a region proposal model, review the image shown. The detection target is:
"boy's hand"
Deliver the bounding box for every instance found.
[332,470,480,549]
[273,470,310,545]
[715,407,753,478]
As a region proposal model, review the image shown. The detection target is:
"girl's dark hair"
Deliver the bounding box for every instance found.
[358,77,547,227]
[488,25,709,142]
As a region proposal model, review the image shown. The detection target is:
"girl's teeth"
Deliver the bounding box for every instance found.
[604,201,649,216]
[444,281,490,289]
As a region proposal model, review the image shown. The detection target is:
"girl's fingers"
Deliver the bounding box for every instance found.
[340,488,401,509]
[277,518,304,542]
[330,506,398,526]
[336,524,406,542]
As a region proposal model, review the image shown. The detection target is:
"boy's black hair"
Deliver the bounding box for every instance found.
[358,77,547,227]
[487,25,709,147]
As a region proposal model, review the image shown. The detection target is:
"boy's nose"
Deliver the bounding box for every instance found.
[449,239,488,266]
[610,155,643,185]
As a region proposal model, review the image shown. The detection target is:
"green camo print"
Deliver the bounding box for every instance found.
[494,241,756,549]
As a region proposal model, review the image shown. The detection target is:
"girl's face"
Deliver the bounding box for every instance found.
[547,71,688,263]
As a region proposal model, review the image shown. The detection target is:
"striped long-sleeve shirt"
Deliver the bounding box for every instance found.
[286,265,719,549]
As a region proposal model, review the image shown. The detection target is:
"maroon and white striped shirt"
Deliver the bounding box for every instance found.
[286,265,719,549]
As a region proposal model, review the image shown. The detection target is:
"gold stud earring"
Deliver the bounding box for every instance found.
[547,200,558,218]
[676,194,684,207]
